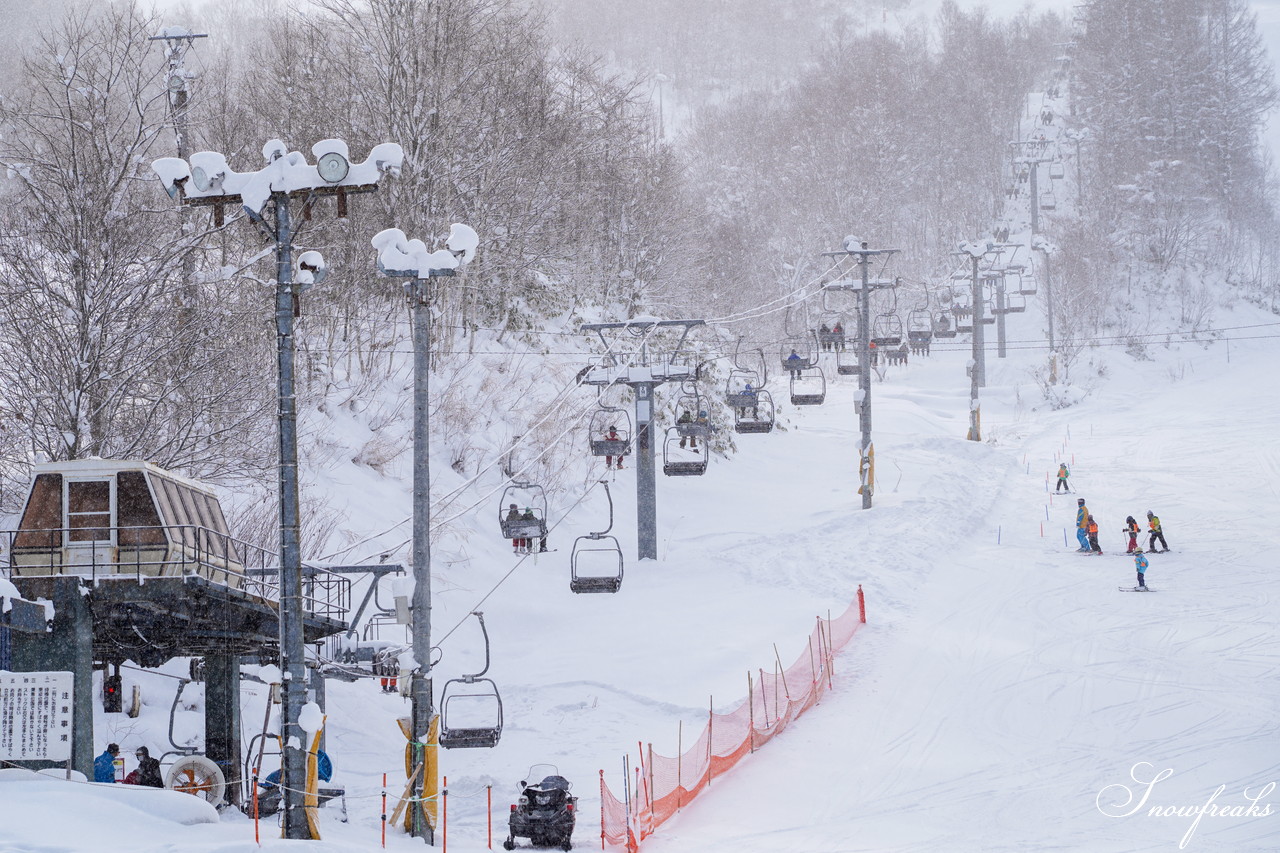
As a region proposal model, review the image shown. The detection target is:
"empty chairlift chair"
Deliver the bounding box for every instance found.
[870,313,903,347]
[438,612,504,749]
[789,367,826,406]
[569,482,624,594]
[663,426,708,476]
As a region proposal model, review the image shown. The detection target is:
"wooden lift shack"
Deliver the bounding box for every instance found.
[2,459,349,794]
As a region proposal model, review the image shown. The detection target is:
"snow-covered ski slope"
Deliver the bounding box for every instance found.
[4,291,1277,853]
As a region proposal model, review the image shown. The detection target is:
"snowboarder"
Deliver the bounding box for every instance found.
[602,425,624,470]
[1075,498,1090,551]
[522,507,548,553]
[1124,515,1141,553]
[1055,463,1070,492]
[94,743,120,783]
[1087,514,1103,555]
[1146,511,1168,552]
[1134,548,1149,589]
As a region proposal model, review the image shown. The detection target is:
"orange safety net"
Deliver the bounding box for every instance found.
[600,588,866,849]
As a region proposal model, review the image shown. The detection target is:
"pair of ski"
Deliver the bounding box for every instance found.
[1118,587,1157,592]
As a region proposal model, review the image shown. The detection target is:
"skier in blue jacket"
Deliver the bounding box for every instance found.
[1134,548,1149,589]
[1075,498,1090,551]
[94,743,119,783]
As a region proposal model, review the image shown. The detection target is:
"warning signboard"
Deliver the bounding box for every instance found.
[0,671,74,762]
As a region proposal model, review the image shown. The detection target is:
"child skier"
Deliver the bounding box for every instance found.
[1075,498,1090,551]
[1124,515,1141,553]
[1133,548,1149,589]
[1146,511,1169,552]
[1087,514,1103,555]
[1055,463,1070,492]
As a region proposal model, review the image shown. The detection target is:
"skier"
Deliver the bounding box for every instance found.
[786,349,804,378]
[819,324,832,351]
[602,425,624,470]
[832,322,845,351]
[1055,463,1070,493]
[1075,498,1090,551]
[1133,548,1149,589]
[738,383,758,418]
[522,507,548,553]
[1124,515,1141,553]
[1087,514,1103,555]
[506,503,526,553]
[1146,510,1169,552]
[677,410,697,449]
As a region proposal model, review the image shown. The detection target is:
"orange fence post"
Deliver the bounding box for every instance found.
[252,771,260,846]
[598,770,606,851]
[857,585,867,623]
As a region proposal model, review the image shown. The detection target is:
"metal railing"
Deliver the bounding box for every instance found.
[1,525,350,622]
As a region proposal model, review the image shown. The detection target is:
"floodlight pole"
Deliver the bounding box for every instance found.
[270,190,311,841]
[370,224,476,845]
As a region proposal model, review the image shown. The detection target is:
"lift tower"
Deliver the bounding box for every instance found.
[579,320,705,559]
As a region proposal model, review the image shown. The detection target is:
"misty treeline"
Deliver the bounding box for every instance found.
[0,0,1275,542]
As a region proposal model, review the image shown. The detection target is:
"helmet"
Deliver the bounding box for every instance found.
[608,425,616,431]
[1146,510,1154,517]
[509,503,517,509]
[1078,498,1085,505]
[698,410,707,417]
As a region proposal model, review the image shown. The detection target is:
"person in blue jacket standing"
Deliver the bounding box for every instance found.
[94,743,120,783]
[1075,498,1090,551]
[1134,548,1149,589]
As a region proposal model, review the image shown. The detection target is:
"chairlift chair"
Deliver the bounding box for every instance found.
[932,311,958,339]
[1004,291,1027,313]
[570,481,623,594]
[780,329,817,371]
[725,368,761,410]
[438,612,504,749]
[733,389,775,434]
[587,407,631,460]
[907,309,933,344]
[1018,273,1038,295]
[498,482,548,541]
[1040,190,1057,211]
[871,313,904,347]
[1049,161,1065,180]
[835,348,860,375]
[789,367,826,406]
[662,427,708,476]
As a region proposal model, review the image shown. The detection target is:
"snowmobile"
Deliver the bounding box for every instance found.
[503,765,577,851]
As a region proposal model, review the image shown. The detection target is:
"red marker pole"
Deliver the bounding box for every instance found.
[381,772,388,848]
[488,784,493,849]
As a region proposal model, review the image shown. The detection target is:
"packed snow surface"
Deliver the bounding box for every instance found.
[2,294,1276,852]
